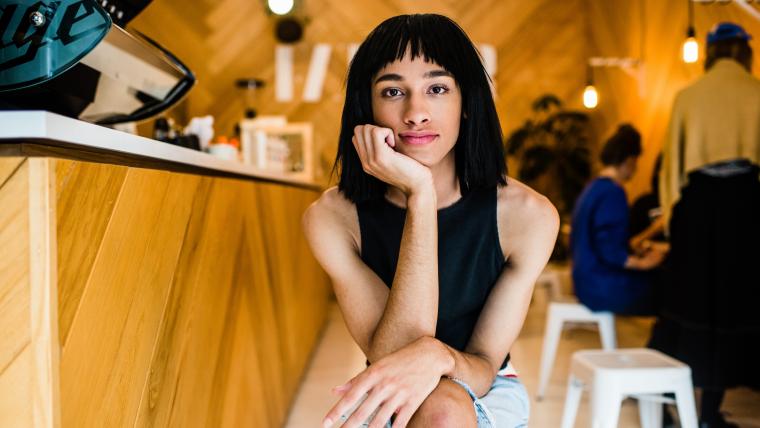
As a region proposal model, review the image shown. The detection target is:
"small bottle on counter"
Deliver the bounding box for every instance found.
[153,117,170,142]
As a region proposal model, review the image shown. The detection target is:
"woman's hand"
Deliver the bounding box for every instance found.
[626,245,668,270]
[323,336,454,428]
[352,125,433,196]
[630,235,648,255]
[640,247,667,269]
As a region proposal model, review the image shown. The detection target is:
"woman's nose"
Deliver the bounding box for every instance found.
[403,95,430,126]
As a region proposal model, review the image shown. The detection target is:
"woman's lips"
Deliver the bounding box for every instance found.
[399,134,438,145]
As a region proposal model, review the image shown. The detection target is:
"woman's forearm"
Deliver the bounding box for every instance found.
[631,216,665,246]
[368,186,439,362]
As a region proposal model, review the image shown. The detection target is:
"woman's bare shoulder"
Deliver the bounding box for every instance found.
[498,177,552,209]
[310,186,353,211]
[496,178,559,256]
[303,186,360,248]
[499,178,556,216]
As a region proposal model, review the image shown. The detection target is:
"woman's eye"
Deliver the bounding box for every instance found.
[382,88,403,97]
[429,85,449,95]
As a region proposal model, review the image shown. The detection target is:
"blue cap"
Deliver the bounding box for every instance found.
[707,22,752,44]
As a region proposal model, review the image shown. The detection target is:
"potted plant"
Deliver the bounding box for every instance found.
[505,94,593,260]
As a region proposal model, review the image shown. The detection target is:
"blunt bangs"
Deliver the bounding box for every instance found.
[335,14,507,203]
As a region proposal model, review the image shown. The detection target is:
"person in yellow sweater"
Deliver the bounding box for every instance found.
[649,22,760,428]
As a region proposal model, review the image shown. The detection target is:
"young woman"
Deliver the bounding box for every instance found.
[570,124,667,316]
[303,14,558,428]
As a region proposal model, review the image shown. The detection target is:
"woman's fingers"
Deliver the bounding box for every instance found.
[352,127,368,166]
[390,405,414,428]
[342,384,391,427]
[332,383,350,395]
[323,375,373,428]
[362,125,376,166]
[367,395,404,428]
[384,128,396,148]
[370,127,401,175]
[356,125,392,176]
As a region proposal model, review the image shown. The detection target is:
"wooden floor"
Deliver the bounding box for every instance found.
[286,282,760,428]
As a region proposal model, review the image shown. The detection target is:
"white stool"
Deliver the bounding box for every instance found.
[560,348,698,428]
[536,301,616,400]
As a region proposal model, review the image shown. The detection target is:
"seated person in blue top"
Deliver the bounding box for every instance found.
[570,124,667,316]
[303,14,559,428]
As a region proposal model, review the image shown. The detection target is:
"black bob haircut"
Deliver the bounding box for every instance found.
[600,124,642,166]
[334,14,507,203]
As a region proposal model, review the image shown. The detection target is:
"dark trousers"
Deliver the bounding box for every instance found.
[649,165,760,390]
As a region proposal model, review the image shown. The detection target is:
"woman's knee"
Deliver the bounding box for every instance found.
[408,378,476,428]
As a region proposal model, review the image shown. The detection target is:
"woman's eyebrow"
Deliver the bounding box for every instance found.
[374,73,403,84]
[374,69,452,84]
[424,70,452,79]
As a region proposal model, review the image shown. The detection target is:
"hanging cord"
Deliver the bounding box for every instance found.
[639,0,646,63]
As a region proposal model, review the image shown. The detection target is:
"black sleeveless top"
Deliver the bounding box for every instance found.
[357,186,509,368]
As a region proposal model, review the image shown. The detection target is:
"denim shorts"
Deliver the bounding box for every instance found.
[355,366,530,428]
[450,372,530,428]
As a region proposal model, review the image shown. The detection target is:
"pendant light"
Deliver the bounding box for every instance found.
[268,0,294,15]
[583,65,598,109]
[682,0,699,63]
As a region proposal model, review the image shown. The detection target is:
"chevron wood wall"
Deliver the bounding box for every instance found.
[129,0,760,200]
[128,0,592,186]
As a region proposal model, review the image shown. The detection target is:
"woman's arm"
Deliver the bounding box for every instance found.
[304,125,440,363]
[349,125,442,362]
[630,216,665,253]
[369,184,439,361]
[438,181,560,397]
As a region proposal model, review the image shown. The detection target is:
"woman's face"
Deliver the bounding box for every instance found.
[371,53,462,167]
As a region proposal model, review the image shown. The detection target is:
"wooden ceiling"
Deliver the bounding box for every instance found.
[129,0,760,198]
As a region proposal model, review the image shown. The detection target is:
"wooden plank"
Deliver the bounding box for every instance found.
[255,183,330,401]
[132,176,214,427]
[239,187,288,427]
[28,158,60,428]
[139,179,243,427]
[0,159,30,374]
[204,239,270,427]
[0,158,33,428]
[215,286,270,428]
[56,160,128,347]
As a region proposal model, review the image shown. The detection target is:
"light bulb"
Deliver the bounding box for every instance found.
[682,37,699,63]
[268,0,294,15]
[583,85,598,109]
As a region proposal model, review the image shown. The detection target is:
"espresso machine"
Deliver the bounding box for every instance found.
[0,0,195,125]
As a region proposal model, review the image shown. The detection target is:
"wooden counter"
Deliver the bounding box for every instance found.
[0,112,332,427]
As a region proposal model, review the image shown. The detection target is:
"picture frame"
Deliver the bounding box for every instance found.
[239,120,314,182]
